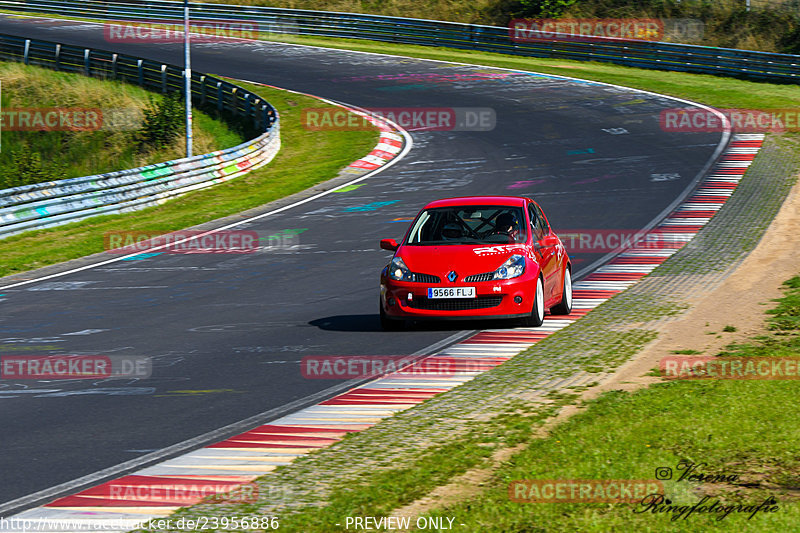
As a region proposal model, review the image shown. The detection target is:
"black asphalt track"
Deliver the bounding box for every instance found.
[0,15,725,508]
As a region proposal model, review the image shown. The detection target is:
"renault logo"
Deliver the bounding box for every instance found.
[447,271,458,282]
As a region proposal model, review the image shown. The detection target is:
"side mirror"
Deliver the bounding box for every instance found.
[380,238,399,251]
[538,235,560,248]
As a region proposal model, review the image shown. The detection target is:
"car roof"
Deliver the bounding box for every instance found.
[423,196,529,209]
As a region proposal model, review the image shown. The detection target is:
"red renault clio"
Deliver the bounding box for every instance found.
[379,196,572,329]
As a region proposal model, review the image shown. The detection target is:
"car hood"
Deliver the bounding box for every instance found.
[398,244,527,276]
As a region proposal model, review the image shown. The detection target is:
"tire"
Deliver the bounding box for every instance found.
[520,276,545,327]
[380,300,404,331]
[550,268,573,315]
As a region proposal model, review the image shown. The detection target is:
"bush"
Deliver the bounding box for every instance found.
[514,0,579,18]
[489,0,800,52]
[0,149,66,190]
[137,91,185,150]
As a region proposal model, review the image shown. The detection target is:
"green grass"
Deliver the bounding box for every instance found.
[162,279,800,532]
[0,61,243,181]
[149,399,573,533]
[405,276,800,532]
[0,81,377,277]
[274,440,494,532]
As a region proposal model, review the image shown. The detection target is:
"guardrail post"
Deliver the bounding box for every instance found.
[84,49,90,76]
[252,98,261,129]
[161,64,167,94]
[199,75,206,104]
[23,39,30,65]
[54,43,61,70]
[111,53,118,79]
[231,87,239,115]
[216,81,223,112]
[244,93,251,120]
[137,59,144,86]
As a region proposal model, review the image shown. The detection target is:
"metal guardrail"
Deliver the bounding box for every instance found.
[0,135,280,238]
[0,0,798,83]
[0,32,279,239]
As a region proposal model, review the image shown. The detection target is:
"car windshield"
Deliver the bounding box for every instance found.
[405,205,527,245]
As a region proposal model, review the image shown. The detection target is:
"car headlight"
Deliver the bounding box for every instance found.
[389,257,413,281]
[493,254,526,280]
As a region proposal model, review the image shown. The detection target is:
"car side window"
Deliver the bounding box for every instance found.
[528,205,545,241]
[532,203,549,233]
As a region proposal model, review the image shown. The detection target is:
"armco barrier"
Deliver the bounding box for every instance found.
[0,0,798,83]
[0,32,279,238]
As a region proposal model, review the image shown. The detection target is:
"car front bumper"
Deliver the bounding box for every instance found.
[380,275,537,320]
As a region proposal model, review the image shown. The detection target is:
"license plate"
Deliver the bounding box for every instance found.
[427,287,476,299]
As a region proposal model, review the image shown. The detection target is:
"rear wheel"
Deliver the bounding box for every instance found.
[519,276,545,327]
[380,300,404,331]
[550,268,572,315]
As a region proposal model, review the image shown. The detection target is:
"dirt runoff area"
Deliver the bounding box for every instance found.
[390,171,800,523]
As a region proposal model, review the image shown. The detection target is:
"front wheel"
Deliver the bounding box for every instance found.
[519,276,545,327]
[550,268,572,315]
[380,300,404,331]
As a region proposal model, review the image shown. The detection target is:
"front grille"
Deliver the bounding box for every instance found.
[410,273,441,283]
[464,272,495,282]
[407,296,503,311]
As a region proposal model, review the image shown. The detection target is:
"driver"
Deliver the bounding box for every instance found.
[492,212,519,242]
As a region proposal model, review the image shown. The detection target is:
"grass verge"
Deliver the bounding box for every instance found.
[269,401,570,532]
[150,274,800,532]
[415,277,800,531]
[0,81,377,277]
[0,61,243,182]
